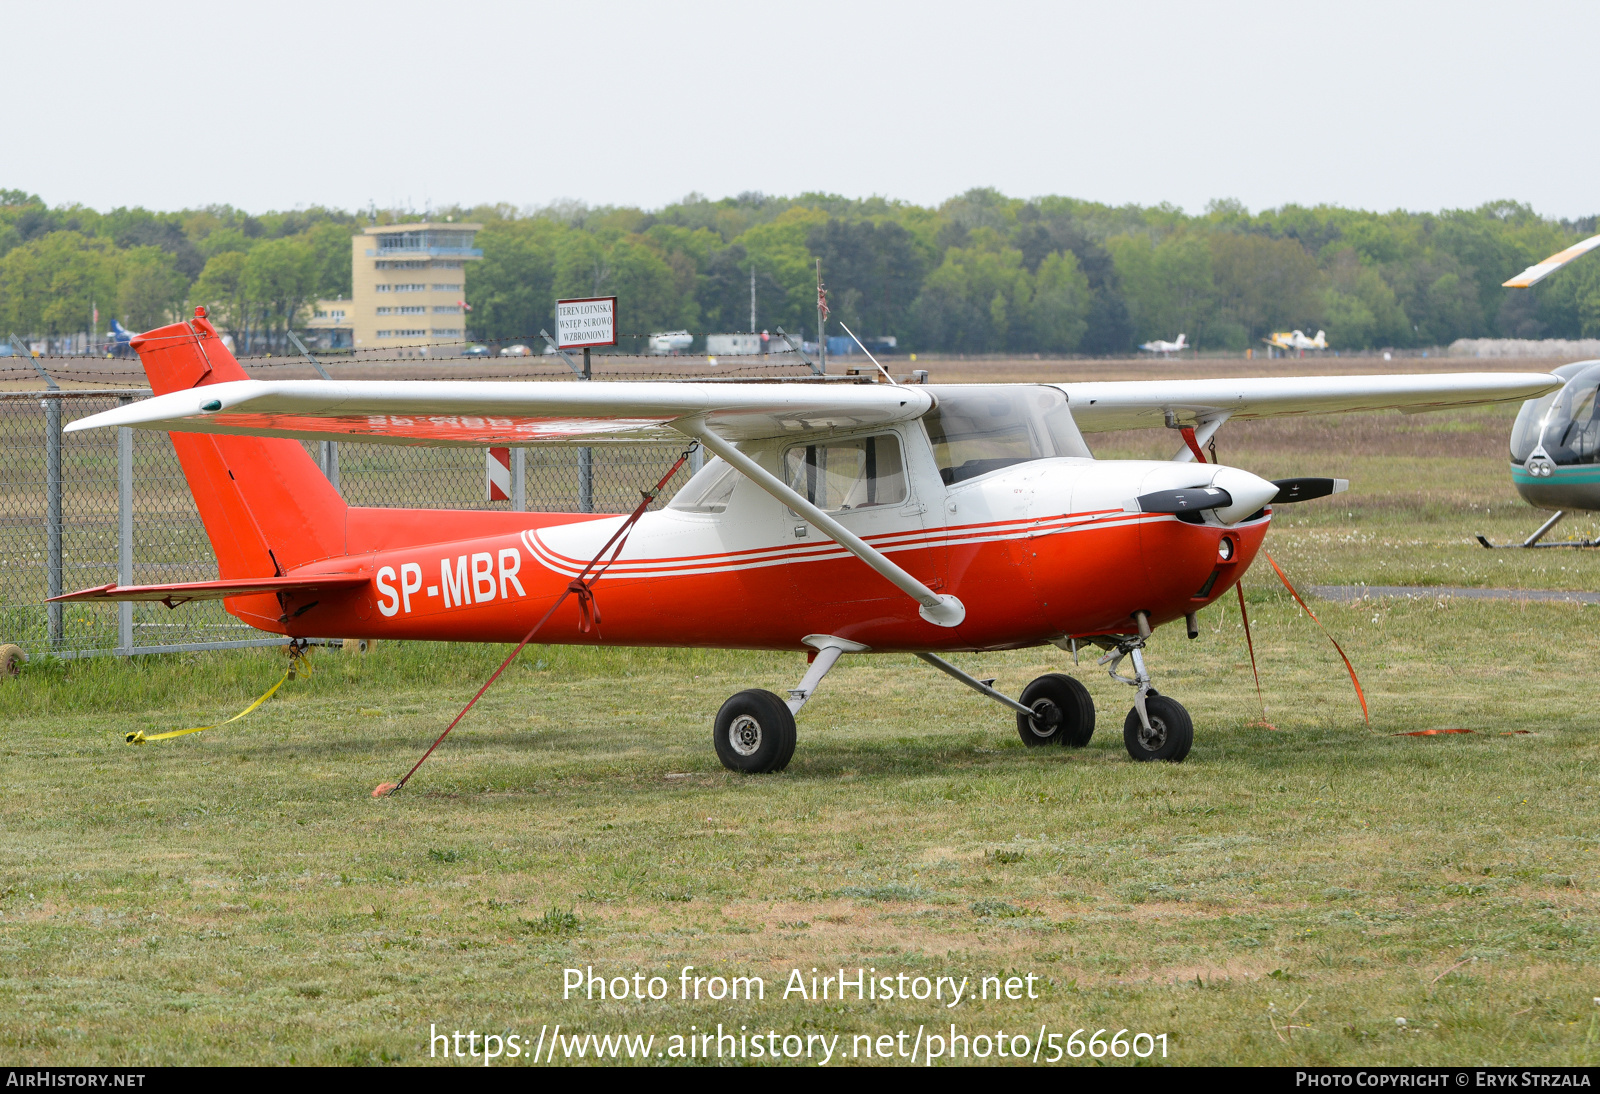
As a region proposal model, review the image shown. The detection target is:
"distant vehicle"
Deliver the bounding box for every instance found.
[500,344,532,357]
[649,330,694,355]
[1140,333,1188,356]
[1263,330,1328,354]
[705,333,764,356]
[461,344,491,357]
[107,319,136,357]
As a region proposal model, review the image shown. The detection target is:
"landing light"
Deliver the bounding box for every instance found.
[1218,537,1234,562]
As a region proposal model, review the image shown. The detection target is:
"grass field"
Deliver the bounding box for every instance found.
[3,390,1599,1066]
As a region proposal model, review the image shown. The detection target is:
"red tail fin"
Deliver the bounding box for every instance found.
[132,312,347,621]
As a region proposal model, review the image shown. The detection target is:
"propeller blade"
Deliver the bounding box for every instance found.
[1271,477,1349,503]
[1134,485,1233,514]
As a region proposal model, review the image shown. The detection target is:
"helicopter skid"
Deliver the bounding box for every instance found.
[1474,535,1600,549]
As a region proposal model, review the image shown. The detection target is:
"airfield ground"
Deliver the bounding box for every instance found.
[2,363,1598,1066]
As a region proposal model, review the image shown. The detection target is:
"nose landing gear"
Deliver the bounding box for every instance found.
[1099,616,1193,762]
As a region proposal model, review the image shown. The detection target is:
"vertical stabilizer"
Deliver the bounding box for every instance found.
[131,312,348,601]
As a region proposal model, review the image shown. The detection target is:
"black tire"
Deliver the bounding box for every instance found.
[713,689,797,774]
[1016,673,1096,748]
[1122,694,1194,762]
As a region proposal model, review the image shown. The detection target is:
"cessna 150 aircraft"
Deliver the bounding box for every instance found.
[57,312,1557,770]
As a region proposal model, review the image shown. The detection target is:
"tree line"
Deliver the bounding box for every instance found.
[3,187,1597,354]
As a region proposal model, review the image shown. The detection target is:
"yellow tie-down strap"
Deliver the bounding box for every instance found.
[125,645,311,745]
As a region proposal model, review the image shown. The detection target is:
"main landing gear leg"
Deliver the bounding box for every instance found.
[1100,613,1193,763]
[914,652,1097,749]
[712,635,867,775]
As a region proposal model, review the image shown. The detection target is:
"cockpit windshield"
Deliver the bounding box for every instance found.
[922,385,1091,485]
[1510,363,1600,465]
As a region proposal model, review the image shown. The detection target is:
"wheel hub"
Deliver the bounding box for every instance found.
[728,714,763,756]
[1138,714,1168,750]
[1027,699,1061,737]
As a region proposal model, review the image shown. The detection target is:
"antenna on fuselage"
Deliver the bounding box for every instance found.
[838,321,898,385]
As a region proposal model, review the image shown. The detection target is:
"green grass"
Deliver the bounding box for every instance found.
[2,408,1599,1066]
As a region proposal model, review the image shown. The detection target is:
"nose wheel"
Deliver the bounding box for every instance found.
[1099,629,1193,762]
[1122,693,1193,762]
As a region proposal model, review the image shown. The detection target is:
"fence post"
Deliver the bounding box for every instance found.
[513,447,525,512]
[118,397,133,654]
[320,440,340,490]
[579,346,593,513]
[45,396,63,645]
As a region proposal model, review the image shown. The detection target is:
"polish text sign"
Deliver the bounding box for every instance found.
[556,297,618,349]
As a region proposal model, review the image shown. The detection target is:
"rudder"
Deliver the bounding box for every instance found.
[131,311,348,602]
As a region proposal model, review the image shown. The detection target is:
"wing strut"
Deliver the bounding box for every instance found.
[676,420,966,628]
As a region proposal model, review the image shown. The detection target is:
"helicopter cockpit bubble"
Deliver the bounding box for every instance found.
[1510,360,1600,467]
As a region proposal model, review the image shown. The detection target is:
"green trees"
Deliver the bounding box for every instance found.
[0,231,118,336]
[117,246,188,331]
[4,188,1600,354]
[0,194,359,345]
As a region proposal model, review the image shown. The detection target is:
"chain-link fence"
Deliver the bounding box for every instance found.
[0,351,828,659]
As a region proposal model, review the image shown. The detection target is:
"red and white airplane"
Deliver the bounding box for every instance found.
[57,311,1558,770]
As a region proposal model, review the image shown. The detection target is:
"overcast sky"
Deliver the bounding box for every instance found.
[8,0,1596,220]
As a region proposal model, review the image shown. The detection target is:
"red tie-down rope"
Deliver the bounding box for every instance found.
[372,442,700,798]
[1180,426,1367,727]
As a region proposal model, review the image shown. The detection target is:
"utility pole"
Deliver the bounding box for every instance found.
[816,258,827,375]
[749,265,757,334]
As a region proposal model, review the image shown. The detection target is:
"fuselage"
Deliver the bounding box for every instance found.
[246,439,1269,654]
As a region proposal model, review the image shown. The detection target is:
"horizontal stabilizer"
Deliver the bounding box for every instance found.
[1271,477,1349,503]
[50,574,369,608]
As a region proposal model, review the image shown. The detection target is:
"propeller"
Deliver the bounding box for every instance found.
[1270,477,1348,503]
[1134,485,1232,514]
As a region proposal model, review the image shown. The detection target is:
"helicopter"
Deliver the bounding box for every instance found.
[1478,233,1600,548]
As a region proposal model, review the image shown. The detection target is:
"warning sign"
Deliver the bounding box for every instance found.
[556,297,618,349]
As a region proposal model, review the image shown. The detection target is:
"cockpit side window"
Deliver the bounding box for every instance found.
[922,385,1090,485]
[1525,363,1600,466]
[668,457,740,513]
[782,433,908,513]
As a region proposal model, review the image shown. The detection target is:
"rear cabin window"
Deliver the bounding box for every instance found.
[922,385,1091,485]
[668,458,739,513]
[783,433,907,512]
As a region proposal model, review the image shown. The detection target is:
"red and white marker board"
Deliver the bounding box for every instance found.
[486,446,511,501]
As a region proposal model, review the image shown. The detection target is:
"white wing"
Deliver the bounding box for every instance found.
[65,379,935,446]
[65,372,1561,445]
[1060,372,1560,432]
[1503,234,1600,288]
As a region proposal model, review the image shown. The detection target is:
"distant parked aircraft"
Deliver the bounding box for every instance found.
[1140,333,1187,356]
[1263,330,1328,354]
[107,319,135,357]
[649,330,694,355]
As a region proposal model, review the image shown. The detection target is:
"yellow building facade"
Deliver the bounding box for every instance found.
[351,222,482,352]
